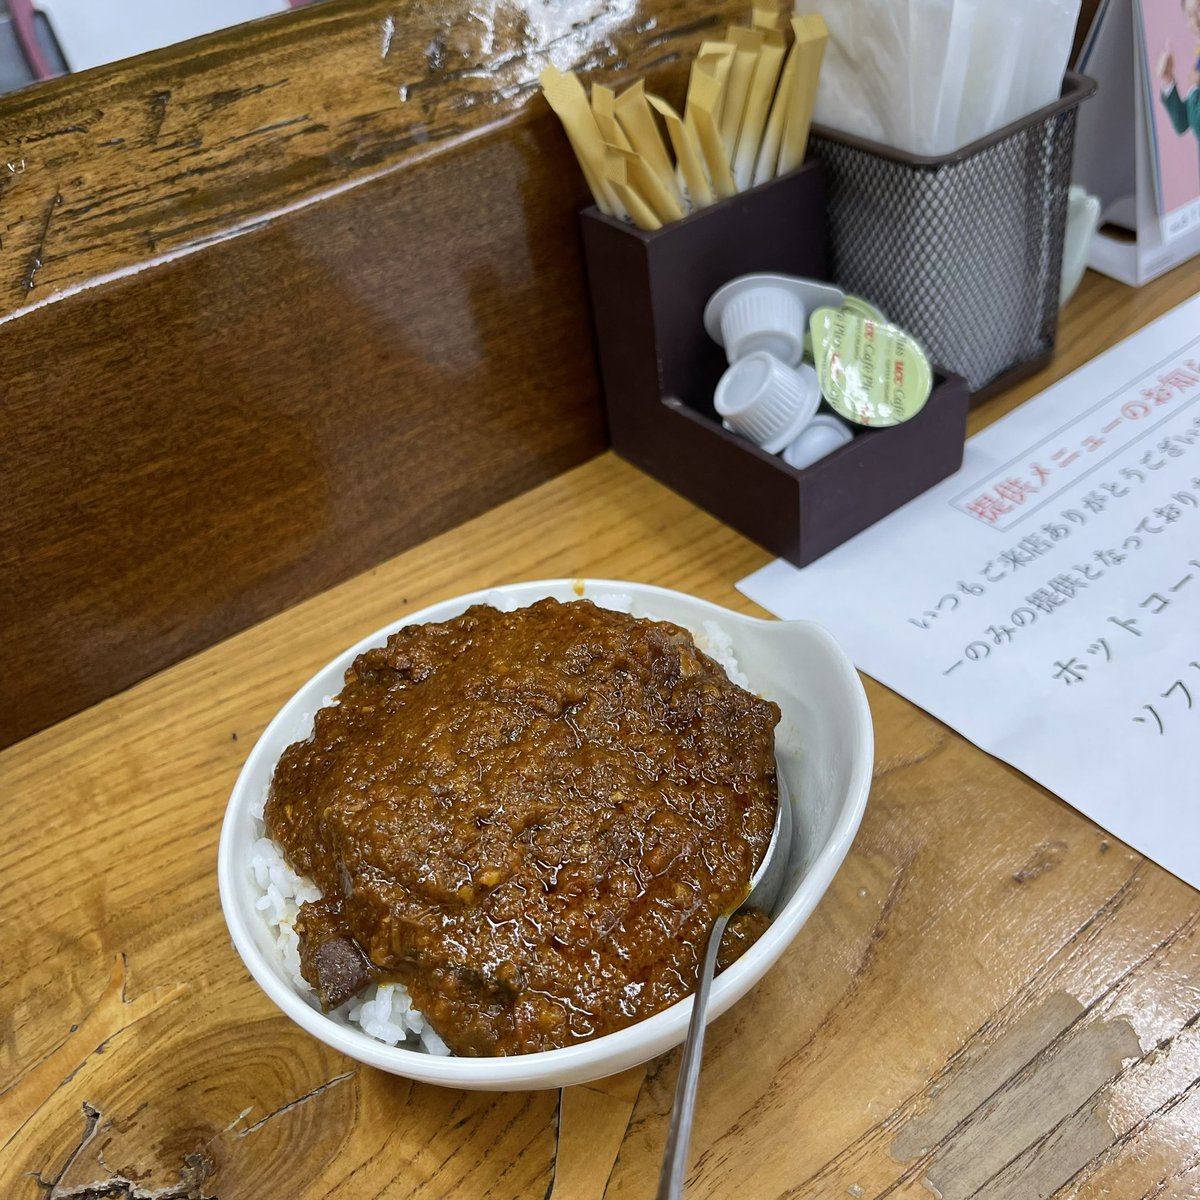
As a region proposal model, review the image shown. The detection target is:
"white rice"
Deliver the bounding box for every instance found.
[249,788,452,1054]
[249,594,749,1055]
[592,591,750,687]
[694,619,751,690]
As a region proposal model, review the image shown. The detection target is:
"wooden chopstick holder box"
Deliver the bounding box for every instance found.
[580,160,970,568]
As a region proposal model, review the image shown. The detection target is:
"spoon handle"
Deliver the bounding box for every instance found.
[655,912,730,1200]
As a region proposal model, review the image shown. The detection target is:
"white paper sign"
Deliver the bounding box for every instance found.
[740,297,1200,891]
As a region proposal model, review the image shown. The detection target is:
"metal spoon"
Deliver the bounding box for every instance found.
[656,770,793,1200]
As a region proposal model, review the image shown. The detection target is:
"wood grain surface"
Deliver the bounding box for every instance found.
[0,0,764,748]
[2,259,1198,1198]
[0,0,728,319]
[0,109,608,748]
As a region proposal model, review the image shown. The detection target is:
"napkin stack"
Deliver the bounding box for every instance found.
[809,0,1081,156]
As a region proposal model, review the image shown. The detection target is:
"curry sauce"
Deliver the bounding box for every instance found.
[265,598,780,1056]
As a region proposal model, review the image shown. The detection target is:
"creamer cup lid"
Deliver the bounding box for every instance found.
[714,353,822,453]
[705,273,845,349]
[809,307,932,427]
[781,414,854,470]
[804,294,888,361]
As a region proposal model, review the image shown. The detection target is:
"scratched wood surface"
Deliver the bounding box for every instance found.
[0,0,724,317]
[0,0,759,748]
[2,260,1199,1198]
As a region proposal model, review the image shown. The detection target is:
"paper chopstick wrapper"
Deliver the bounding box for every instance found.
[646,94,714,210]
[752,2,790,33]
[613,80,684,209]
[687,62,738,199]
[605,143,685,225]
[735,32,785,190]
[721,27,765,156]
[540,8,829,229]
[688,42,735,127]
[540,66,623,217]
[592,84,632,151]
[603,147,662,230]
[594,82,685,223]
[778,14,827,177]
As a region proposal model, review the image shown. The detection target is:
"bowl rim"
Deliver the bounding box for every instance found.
[217,578,873,1087]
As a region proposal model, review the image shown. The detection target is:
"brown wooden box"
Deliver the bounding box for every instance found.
[580,161,970,567]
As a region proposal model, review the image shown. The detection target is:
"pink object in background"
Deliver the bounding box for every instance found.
[1139,0,1200,216]
[8,0,54,78]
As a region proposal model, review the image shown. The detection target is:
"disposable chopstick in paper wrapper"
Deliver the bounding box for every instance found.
[686,41,735,144]
[613,80,685,210]
[755,14,827,184]
[647,94,715,211]
[592,83,633,152]
[594,83,685,224]
[720,27,766,157]
[540,65,623,217]
[734,32,786,191]
[539,7,830,231]
[605,143,685,226]
[602,147,662,231]
[777,14,828,176]
[687,62,739,200]
[752,2,789,34]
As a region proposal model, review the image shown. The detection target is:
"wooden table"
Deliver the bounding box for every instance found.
[3,257,1199,1199]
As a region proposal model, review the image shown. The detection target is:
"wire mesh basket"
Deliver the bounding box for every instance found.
[809,72,1096,397]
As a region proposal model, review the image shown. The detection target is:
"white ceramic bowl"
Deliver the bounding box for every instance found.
[218,579,873,1091]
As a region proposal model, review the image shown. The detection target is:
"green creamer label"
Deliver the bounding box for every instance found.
[809,307,932,427]
[803,294,887,362]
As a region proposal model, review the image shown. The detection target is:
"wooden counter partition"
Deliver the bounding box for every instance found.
[0,0,752,748]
